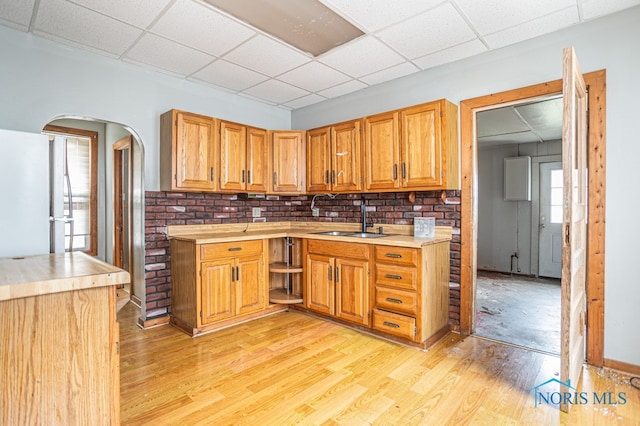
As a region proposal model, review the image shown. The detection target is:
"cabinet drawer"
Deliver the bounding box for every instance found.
[200,240,263,260]
[375,264,417,290]
[375,286,417,315]
[375,246,418,266]
[307,240,369,260]
[372,309,416,340]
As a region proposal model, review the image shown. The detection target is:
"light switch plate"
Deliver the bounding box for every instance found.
[252,207,261,218]
[312,208,320,217]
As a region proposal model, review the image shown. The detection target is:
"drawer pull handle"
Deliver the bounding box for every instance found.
[385,274,402,280]
[385,253,402,258]
[383,321,400,328]
[228,247,242,252]
[385,297,403,304]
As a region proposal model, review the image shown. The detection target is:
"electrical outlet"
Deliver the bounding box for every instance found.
[312,208,320,217]
[252,207,261,218]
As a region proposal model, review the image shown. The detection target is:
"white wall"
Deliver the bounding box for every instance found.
[0,7,638,365]
[293,7,640,365]
[477,141,562,275]
[0,27,290,191]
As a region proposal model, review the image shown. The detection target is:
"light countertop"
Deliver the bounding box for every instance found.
[0,252,130,302]
[168,222,452,248]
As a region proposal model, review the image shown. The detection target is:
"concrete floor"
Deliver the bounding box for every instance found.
[475,270,561,354]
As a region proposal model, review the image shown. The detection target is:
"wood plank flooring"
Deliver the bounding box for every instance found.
[118,303,639,424]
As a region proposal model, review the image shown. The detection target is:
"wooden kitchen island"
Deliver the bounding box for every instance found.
[0,252,129,425]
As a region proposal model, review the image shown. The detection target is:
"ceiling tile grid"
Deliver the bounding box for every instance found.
[1,0,640,108]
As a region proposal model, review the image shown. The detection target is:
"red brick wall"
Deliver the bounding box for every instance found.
[145,190,461,325]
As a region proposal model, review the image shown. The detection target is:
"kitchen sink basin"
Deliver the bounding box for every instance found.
[346,232,388,238]
[312,231,354,236]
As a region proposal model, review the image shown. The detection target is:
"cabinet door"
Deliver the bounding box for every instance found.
[272,131,304,193]
[335,258,369,326]
[400,103,443,188]
[331,120,363,192]
[246,127,268,193]
[220,121,247,191]
[236,254,266,315]
[306,127,331,193]
[305,254,334,315]
[364,111,399,191]
[174,111,217,191]
[201,259,235,324]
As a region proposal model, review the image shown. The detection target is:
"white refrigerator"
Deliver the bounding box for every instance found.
[0,128,66,257]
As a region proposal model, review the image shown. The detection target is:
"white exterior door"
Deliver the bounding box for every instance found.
[538,161,563,278]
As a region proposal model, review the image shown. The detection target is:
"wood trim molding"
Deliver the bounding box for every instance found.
[459,70,606,366]
[603,358,640,376]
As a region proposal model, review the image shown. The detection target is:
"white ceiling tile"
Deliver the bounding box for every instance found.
[242,79,310,104]
[0,0,35,30]
[413,39,487,70]
[318,36,405,78]
[455,0,575,35]
[277,61,351,92]
[484,7,579,49]
[223,35,311,77]
[68,0,171,29]
[34,0,142,55]
[125,33,214,76]
[581,0,640,20]
[319,0,443,32]
[283,94,328,110]
[359,62,419,85]
[317,80,367,98]
[377,3,477,59]
[191,60,268,91]
[151,0,255,57]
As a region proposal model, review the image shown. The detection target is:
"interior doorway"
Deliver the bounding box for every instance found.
[113,135,135,311]
[474,97,563,354]
[459,70,607,366]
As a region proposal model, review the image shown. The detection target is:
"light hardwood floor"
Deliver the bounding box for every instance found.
[119,303,639,425]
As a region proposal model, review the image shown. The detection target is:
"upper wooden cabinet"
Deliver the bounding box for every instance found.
[160,109,218,192]
[306,120,363,193]
[219,121,268,193]
[364,111,400,191]
[271,130,305,194]
[364,99,459,191]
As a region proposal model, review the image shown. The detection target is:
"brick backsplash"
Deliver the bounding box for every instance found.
[145,190,462,325]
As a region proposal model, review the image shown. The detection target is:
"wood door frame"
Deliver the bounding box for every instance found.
[459,70,606,365]
[113,136,132,287]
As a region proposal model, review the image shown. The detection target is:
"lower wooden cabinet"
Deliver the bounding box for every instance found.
[304,240,370,326]
[372,243,450,343]
[170,238,268,336]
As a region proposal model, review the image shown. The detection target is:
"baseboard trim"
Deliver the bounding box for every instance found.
[604,358,640,375]
[137,315,170,329]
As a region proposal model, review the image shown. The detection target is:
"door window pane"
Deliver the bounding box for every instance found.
[550,169,563,224]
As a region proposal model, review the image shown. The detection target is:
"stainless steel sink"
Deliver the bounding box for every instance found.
[346,232,387,238]
[312,231,354,236]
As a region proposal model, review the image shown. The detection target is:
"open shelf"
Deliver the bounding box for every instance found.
[269,262,303,274]
[269,288,303,304]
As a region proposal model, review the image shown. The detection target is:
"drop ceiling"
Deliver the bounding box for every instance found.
[477,97,564,147]
[1,0,638,109]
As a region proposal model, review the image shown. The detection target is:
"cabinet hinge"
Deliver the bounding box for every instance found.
[116,341,120,354]
[414,327,417,336]
[440,111,443,117]
[200,311,203,318]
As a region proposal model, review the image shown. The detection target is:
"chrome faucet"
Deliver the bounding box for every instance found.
[361,195,372,233]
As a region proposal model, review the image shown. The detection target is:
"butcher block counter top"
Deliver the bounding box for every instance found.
[168,221,452,247]
[0,252,130,301]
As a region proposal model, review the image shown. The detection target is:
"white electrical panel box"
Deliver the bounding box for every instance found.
[504,156,531,201]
